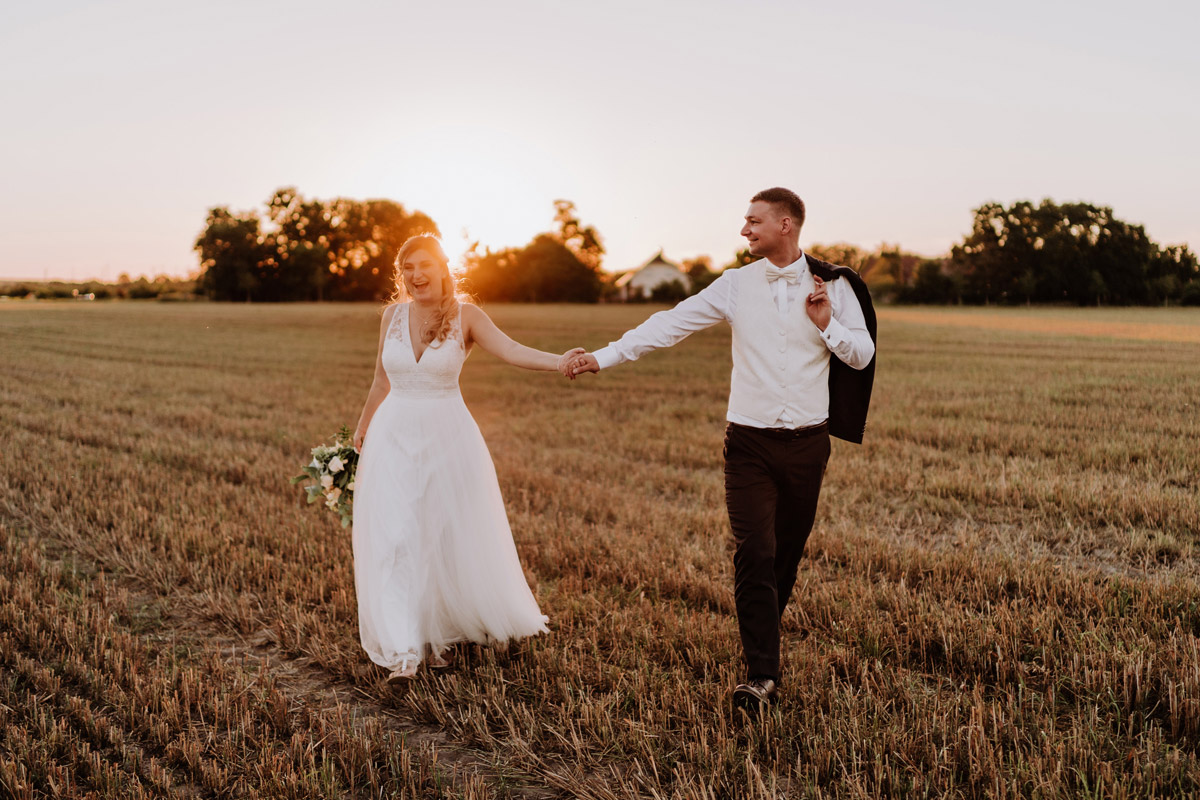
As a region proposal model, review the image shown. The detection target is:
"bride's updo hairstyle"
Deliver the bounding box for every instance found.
[391,234,463,345]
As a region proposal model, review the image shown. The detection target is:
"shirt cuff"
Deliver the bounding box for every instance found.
[820,316,848,348]
[593,346,619,370]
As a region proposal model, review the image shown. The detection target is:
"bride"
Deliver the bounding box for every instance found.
[351,233,578,683]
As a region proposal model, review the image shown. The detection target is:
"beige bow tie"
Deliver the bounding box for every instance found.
[765,264,800,284]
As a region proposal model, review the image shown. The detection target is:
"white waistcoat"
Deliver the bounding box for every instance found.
[728,261,830,426]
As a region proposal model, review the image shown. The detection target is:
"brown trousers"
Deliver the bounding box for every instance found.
[723,421,830,683]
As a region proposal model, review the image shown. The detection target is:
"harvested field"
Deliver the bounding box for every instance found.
[1,301,1198,798]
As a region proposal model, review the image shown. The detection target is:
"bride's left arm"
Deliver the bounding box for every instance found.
[461,304,583,374]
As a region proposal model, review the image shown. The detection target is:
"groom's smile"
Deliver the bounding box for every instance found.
[741,200,785,259]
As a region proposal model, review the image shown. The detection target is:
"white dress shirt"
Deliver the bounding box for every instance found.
[593,253,875,428]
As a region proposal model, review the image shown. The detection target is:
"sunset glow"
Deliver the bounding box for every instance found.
[0,1,1196,281]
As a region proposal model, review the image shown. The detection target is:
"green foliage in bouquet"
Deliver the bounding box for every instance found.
[292,425,359,528]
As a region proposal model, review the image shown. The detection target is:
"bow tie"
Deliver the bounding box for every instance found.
[765,264,800,284]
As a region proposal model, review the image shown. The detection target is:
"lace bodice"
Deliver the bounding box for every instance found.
[381,303,466,397]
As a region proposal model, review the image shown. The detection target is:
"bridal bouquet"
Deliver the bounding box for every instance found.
[292,425,359,528]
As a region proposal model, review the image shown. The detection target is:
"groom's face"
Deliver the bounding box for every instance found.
[741,201,786,258]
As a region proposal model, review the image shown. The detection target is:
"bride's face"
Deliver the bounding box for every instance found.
[401,250,444,304]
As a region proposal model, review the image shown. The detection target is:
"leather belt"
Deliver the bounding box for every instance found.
[728,421,828,440]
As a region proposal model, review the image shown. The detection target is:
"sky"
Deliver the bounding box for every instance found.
[1,0,1196,282]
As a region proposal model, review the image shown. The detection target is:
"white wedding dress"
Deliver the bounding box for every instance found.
[352,302,549,669]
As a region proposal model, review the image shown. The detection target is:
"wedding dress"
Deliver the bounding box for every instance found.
[352,302,548,669]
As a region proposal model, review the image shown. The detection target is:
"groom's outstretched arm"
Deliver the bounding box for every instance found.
[570,272,733,378]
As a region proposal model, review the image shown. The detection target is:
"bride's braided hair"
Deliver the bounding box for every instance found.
[390,234,463,345]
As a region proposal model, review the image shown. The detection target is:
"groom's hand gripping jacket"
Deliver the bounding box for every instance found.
[805,255,877,445]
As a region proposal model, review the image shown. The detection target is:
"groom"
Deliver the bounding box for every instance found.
[569,188,877,712]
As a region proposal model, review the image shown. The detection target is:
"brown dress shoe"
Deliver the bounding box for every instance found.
[733,678,778,712]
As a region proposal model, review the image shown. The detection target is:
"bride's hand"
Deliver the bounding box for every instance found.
[557,348,586,380]
[569,353,599,377]
[353,427,366,453]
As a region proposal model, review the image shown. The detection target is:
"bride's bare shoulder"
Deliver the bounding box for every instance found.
[377,302,405,333]
[458,300,487,325]
[457,301,489,344]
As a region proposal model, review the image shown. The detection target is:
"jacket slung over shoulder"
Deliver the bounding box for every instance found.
[806,255,877,444]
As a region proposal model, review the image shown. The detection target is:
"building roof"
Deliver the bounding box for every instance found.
[614,250,687,287]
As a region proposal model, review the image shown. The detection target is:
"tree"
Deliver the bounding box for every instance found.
[263,188,370,302]
[683,256,718,294]
[552,200,604,271]
[735,241,919,301]
[1148,245,1199,306]
[195,188,439,301]
[650,279,689,304]
[722,248,757,271]
[1182,280,1200,306]
[461,246,522,302]
[896,259,960,304]
[194,207,269,302]
[807,243,869,273]
[462,202,606,303]
[517,234,603,302]
[948,199,1195,305]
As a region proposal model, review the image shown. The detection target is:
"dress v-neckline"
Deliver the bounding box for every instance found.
[406,303,428,365]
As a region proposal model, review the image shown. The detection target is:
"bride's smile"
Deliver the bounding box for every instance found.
[401,251,443,304]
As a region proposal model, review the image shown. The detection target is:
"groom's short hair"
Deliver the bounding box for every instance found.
[751,188,806,232]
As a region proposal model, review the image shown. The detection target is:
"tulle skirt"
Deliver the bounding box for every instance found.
[351,389,549,669]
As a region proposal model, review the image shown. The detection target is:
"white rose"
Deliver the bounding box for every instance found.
[320,474,334,489]
[309,457,320,469]
[347,481,355,491]
[328,456,344,473]
[325,487,342,508]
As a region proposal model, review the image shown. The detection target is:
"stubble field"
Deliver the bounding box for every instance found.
[1,301,1198,799]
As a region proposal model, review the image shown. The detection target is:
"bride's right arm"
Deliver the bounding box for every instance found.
[353,305,395,452]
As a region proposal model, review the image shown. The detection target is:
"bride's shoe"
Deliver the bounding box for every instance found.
[386,653,419,684]
[429,647,453,670]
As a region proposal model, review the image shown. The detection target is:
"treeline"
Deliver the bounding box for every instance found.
[189,191,1198,306]
[892,200,1199,305]
[193,189,608,303]
[0,275,197,301]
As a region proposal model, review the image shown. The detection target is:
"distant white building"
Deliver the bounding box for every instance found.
[614,251,691,301]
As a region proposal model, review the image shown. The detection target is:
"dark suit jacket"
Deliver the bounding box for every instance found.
[805,255,877,444]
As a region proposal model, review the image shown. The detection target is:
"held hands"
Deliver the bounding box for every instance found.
[805,275,831,331]
[570,353,599,377]
[558,350,599,379]
[557,348,587,380]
